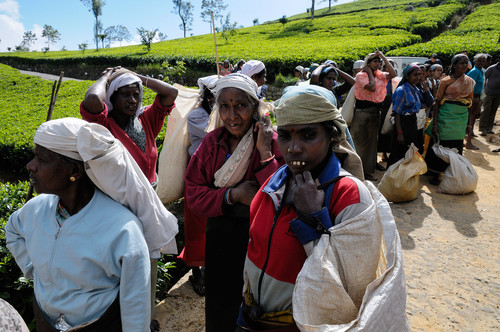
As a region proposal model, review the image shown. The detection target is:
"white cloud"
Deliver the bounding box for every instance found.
[0,0,20,20]
[0,0,23,51]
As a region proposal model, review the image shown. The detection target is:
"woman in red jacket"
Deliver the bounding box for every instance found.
[184,73,284,332]
[240,85,373,331]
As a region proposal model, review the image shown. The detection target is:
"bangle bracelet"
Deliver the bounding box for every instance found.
[260,154,275,164]
[225,188,233,205]
[145,77,149,87]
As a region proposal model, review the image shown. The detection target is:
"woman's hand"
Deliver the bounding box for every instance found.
[292,172,324,214]
[254,113,274,160]
[230,180,260,205]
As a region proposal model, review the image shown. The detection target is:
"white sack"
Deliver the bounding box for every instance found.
[431,144,478,194]
[156,84,200,204]
[293,181,409,332]
[340,87,355,126]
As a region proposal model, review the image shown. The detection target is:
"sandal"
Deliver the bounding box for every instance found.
[189,267,206,296]
[364,173,378,181]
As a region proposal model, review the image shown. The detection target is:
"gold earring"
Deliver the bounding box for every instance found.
[70,176,76,182]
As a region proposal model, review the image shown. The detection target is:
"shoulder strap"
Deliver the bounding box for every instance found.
[318,175,345,218]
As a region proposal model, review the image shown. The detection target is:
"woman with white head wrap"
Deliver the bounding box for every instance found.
[81,67,178,185]
[241,60,267,87]
[184,73,284,332]
[240,85,380,330]
[6,118,178,332]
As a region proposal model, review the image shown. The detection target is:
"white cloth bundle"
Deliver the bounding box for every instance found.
[293,182,409,331]
[34,118,179,258]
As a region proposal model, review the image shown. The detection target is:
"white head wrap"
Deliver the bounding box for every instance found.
[206,73,273,131]
[353,60,364,70]
[241,60,266,78]
[197,75,219,91]
[104,72,144,116]
[34,118,178,258]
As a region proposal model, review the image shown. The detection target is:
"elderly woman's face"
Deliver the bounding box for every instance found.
[277,123,330,176]
[112,83,140,118]
[218,88,257,139]
[26,144,73,195]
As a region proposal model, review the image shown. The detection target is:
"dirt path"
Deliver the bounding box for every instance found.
[155,120,500,332]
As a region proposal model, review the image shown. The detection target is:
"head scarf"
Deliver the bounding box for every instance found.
[364,53,381,67]
[398,63,420,87]
[353,60,364,70]
[276,85,345,139]
[431,63,443,72]
[295,65,304,73]
[206,73,272,131]
[321,66,338,78]
[104,71,144,116]
[275,85,364,180]
[324,60,337,67]
[241,60,266,78]
[34,118,178,258]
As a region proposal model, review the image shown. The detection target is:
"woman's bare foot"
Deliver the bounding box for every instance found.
[465,143,479,150]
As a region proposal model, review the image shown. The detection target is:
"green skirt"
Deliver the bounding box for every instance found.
[425,102,468,141]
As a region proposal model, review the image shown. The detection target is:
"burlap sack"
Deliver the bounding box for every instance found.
[292,182,409,331]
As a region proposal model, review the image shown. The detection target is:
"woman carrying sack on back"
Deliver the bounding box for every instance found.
[387,64,434,168]
[424,54,475,185]
[238,85,409,331]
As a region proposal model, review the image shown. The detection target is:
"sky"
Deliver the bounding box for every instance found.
[0,0,353,52]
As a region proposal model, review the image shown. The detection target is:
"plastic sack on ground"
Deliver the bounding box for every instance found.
[378,143,427,202]
[156,84,200,204]
[340,87,355,126]
[431,144,478,194]
[292,181,409,332]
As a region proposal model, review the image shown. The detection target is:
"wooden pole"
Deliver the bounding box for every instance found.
[211,11,220,78]
[26,71,65,202]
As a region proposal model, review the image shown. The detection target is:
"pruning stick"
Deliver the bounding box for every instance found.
[211,11,220,78]
[26,71,65,202]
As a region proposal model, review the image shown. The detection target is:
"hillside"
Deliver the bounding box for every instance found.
[0,0,498,78]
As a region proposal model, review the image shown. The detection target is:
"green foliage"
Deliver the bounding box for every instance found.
[274,73,298,87]
[0,64,164,171]
[137,27,158,52]
[0,181,35,329]
[388,2,500,61]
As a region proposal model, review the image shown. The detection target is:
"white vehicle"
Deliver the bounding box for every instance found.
[386,56,429,77]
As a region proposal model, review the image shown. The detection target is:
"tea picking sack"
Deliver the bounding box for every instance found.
[156,84,199,204]
[292,181,409,331]
[431,144,478,194]
[378,143,427,202]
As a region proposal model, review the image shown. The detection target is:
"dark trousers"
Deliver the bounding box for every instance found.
[479,93,500,132]
[425,138,463,173]
[387,114,418,168]
[205,213,250,332]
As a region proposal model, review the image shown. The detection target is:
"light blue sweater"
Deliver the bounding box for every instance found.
[6,189,151,331]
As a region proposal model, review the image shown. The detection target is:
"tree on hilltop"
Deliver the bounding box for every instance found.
[21,31,37,51]
[172,0,194,38]
[201,0,227,33]
[41,25,60,51]
[80,0,105,50]
[137,27,158,52]
[104,25,131,47]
